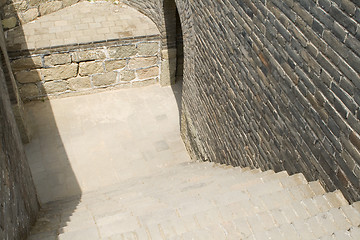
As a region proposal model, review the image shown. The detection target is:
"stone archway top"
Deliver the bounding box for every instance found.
[6,1,160,51]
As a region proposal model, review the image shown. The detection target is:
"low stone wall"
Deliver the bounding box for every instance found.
[9,37,161,101]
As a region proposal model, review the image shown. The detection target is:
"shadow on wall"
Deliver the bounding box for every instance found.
[2,0,82,236]
[164,0,184,123]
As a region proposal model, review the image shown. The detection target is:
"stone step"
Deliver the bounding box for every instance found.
[241,192,356,239]
[28,162,360,240]
[83,180,329,238]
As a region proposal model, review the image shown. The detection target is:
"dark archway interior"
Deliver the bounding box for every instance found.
[175,8,184,84]
[163,0,184,122]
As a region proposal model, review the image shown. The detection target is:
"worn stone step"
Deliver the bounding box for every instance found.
[28,160,360,240]
[242,192,355,240]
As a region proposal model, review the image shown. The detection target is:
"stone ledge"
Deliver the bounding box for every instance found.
[8,35,161,58]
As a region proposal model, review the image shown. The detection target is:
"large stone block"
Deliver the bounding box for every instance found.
[41,64,78,81]
[71,50,106,62]
[20,84,39,99]
[20,8,39,23]
[137,66,159,80]
[62,0,79,7]
[39,1,62,16]
[137,42,159,56]
[43,81,68,94]
[132,78,158,87]
[68,76,92,91]
[92,72,117,87]
[105,60,127,71]
[129,57,157,69]
[44,53,71,66]
[79,61,104,76]
[160,49,177,86]
[120,70,135,82]
[11,56,42,70]
[108,45,137,59]
[15,70,42,83]
[2,17,17,29]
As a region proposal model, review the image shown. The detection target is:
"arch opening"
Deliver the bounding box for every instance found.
[162,0,184,86]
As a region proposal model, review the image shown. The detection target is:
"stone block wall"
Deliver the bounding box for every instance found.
[9,38,161,100]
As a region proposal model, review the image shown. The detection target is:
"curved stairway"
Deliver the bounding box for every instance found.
[28,161,360,240]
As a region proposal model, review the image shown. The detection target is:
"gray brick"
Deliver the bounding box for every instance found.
[340,0,357,16]
[319,0,332,12]
[345,34,360,55]
[338,58,360,89]
[329,5,358,35]
[333,21,348,42]
[312,19,324,36]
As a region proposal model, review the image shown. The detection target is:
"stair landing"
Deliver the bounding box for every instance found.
[24,83,188,204]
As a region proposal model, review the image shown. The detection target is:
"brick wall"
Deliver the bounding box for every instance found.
[0,51,38,240]
[177,0,360,202]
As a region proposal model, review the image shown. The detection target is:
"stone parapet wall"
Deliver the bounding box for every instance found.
[0,54,38,240]
[9,38,161,101]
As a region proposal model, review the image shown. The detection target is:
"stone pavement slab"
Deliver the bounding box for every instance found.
[24,83,188,204]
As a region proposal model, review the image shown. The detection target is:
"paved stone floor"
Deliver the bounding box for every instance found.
[6,1,159,50]
[25,83,187,204]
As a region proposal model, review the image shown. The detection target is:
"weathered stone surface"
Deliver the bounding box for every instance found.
[11,56,42,70]
[68,76,92,90]
[62,0,79,8]
[20,84,39,99]
[39,1,62,16]
[43,81,68,94]
[137,66,159,79]
[2,17,17,29]
[28,0,41,7]
[105,60,127,71]
[160,49,177,86]
[120,70,135,81]
[108,45,137,59]
[79,61,104,76]
[20,8,39,23]
[71,50,106,62]
[44,53,71,66]
[132,78,158,87]
[129,57,157,69]
[137,42,159,56]
[15,70,41,83]
[41,64,78,81]
[0,0,7,7]
[92,72,117,86]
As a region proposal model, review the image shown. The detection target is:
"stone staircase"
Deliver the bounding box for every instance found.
[28,161,360,240]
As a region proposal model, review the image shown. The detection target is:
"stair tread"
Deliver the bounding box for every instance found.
[28,162,360,240]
